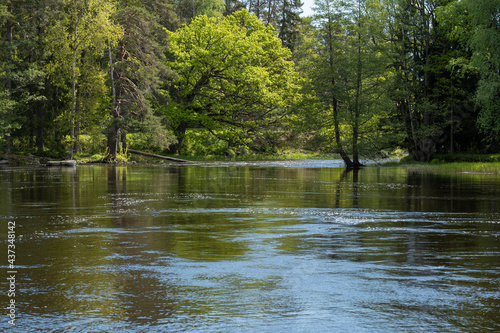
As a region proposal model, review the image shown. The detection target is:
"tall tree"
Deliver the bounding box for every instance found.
[387,0,463,161]
[309,0,352,165]
[46,0,122,158]
[278,0,303,51]
[245,0,303,51]
[464,0,500,140]
[0,0,50,155]
[306,0,394,167]
[177,0,225,24]
[106,0,175,160]
[165,9,301,152]
[1,0,15,154]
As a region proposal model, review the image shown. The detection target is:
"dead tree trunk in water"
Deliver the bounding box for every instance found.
[127,149,189,162]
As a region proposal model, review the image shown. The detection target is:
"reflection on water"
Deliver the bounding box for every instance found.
[0,163,499,332]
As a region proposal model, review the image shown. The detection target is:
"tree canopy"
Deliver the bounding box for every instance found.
[0,0,499,163]
[165,9,301,151]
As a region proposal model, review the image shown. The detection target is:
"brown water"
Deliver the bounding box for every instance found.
[0,162,499,332]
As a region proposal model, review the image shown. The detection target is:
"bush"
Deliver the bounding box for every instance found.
[78,134,107,155]
[127,131,177,153]
[180,129,229,156]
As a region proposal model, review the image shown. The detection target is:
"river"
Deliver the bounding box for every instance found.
[0,161,499,332]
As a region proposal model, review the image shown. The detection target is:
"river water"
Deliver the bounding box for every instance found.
[0,161,499,332]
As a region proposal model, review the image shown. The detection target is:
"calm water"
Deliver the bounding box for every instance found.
[0,161,499,332]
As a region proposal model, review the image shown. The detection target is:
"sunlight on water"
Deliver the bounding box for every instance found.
[0,163,499,332]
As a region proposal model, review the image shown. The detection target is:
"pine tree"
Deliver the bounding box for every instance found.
[278,0,303,51]
[106,0,175,159]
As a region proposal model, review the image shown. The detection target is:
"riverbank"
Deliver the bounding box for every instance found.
[404,162,500,174]
[0,150,340,166]
[3,152,499,175]
[381,153,500,175]
[74,150,342,163]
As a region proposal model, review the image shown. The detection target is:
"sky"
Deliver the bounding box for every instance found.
[301,0,315,17]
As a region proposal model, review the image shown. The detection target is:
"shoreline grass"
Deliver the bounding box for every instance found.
[404,162,500,175]
[172,151,340,162]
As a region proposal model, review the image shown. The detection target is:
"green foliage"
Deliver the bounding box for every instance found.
[165,9,302,152]
[77,134,107,155]
[301,0,398,166]
[45,0,123,157]
[176,0,225,23]
[180,129,231,156]
[464,0,500,138]
[385,0,481,161]
[127,130,177,153]
[0,0,497,161]
[0,91,17,140]
[406,161,500,175]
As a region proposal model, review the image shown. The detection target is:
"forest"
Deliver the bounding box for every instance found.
[0,0,499,166]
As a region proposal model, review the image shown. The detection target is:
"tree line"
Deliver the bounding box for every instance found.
[0,0,498,164]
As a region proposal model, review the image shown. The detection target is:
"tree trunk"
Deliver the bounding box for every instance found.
[120,130,127,153]
[107,126,119,159]
[107,39,119,160]
[171,121,188,154]
[36,104,45,154]
[327,14,353,168]
[69,0,79,159]
[352,5,363,168]
[127,149,189,162]
[266,0,273,25]
[73,91,80,154]
[5,136,11,155]
[333,99,354,168]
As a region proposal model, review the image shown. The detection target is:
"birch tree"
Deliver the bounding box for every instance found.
[46,0,122,158]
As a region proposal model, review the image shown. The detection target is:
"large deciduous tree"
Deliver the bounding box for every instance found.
[305,0,395,167]
[165,9,301,152]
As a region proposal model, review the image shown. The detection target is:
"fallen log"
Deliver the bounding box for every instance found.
[46,160,77,167]
[127,149,190,163]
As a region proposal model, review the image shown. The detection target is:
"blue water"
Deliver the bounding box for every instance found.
[0,162,499,332]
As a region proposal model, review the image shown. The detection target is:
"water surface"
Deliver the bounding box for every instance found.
[1,162,499,332]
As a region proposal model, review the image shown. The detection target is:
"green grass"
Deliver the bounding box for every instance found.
[172,150,339,162]
[432,153,500,163]
[378,153,500,174]
[406,162,500,174]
